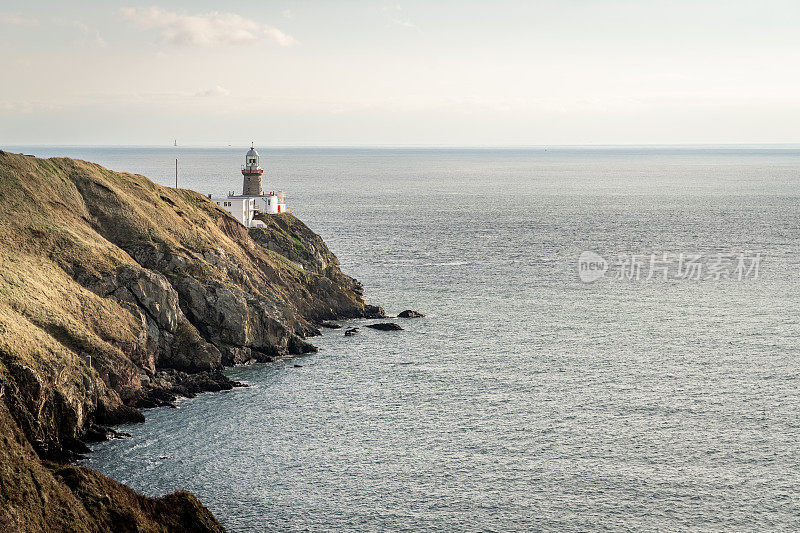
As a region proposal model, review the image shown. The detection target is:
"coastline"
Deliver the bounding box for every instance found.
[0,151,384,531]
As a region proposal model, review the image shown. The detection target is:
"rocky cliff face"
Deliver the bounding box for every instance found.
[0,151,383,531]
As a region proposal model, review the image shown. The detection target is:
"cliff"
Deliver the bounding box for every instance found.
[0,151,383,531]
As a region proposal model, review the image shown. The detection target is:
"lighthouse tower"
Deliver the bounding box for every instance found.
[242,143,264,196]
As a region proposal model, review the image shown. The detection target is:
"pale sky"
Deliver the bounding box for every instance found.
[2,1,800,146]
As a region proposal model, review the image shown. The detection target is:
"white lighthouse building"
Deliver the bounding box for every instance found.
[210,145,286,228]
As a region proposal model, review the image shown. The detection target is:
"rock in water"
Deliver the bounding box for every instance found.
[398,310,425,318]
[344,327,360,336]
[82,424,131,443]
[366,322,404,331]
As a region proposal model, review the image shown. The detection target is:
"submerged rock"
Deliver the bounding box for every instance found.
[398,310,425,318]
[366,322,404,331]
[344,327,360,336]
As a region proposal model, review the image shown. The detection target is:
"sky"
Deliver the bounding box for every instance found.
[2,1,800,146]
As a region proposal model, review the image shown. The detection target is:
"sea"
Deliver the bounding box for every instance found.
[9,146,800,531]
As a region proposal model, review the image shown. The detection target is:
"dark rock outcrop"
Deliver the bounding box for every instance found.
[398,310,425,318]
[81,424,131,443]
[365,323,404,331]
[344,328,360,336]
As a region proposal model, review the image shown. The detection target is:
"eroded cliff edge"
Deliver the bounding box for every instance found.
[0,152,383,531]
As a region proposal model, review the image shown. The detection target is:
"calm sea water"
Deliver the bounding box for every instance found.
[11,146,800,531]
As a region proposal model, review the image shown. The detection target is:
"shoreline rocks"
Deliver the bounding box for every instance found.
[82,424,132,443]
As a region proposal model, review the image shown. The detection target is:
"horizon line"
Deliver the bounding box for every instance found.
[5,142,800,150]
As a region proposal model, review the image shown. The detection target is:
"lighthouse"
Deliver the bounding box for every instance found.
[208,144,287,228]
[242,143,264,196]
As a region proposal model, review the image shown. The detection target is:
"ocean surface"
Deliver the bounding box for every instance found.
[10,146,800,531]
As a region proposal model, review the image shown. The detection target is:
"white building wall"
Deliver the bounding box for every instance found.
[257,195,277,215]
[211,196,260,228]
[255,195,272,215]
[254,194,288,215]
[211,192,286,227]
[276,191,286,214]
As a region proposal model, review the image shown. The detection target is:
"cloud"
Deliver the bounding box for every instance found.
[392,18,420,31]
[383,4,419,31]
[0,13,38,26]
[0,100,61,113]
[121,7,297,47]
[195,86,231,97]
[51,18,105,47]
[70,20,106,47]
